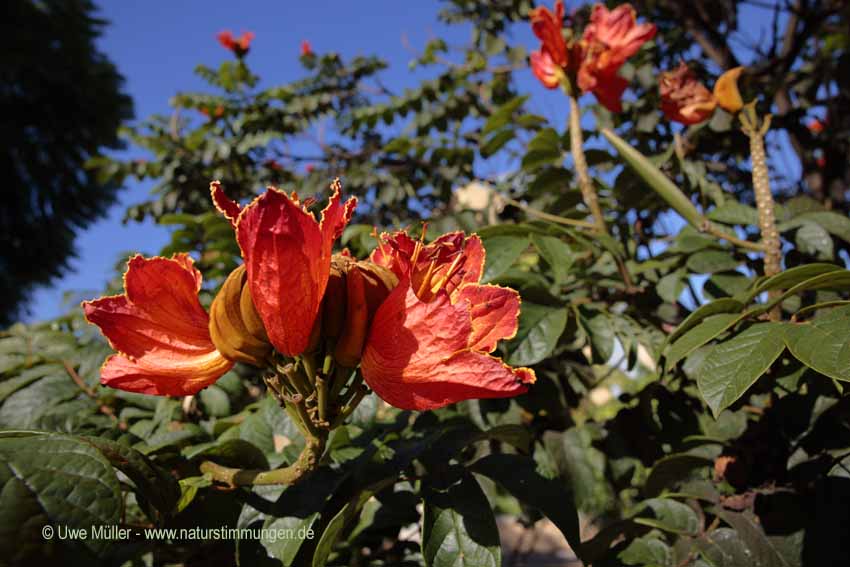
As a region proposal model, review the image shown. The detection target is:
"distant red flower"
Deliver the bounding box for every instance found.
[808,119,825,134]
[217,30,255,57]
[301,40,313,57]
[659,62,717,125]
[305,164,315,174]
[263,159,282,171]
[578,3,656,112]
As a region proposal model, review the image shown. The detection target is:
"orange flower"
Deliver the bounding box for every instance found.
[83,254,233,396]
[361,231,535,410]
[217,30,255,57]
[578,3,656,112]
[530,0,568,68]
[211,179,356,357]
[808,119,825,134]
[659,62,717,125]
[300,40,313,57]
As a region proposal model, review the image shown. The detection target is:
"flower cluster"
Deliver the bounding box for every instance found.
[217,30,255,57]
[659,62,744,125]
[84,180,534,412]
[530,1,656,113]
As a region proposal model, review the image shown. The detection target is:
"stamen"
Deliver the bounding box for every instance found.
[416,260,438,298]
[429,252,465,295]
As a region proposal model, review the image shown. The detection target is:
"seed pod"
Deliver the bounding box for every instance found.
[209,265,272,366]
[333,261,398,367]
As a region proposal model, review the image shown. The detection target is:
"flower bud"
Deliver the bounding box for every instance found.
[320,255,398,368]
[209,265,272,366]
[713,67,744,114]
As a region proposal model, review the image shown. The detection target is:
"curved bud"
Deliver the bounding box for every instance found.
[713,67,744,114]
[209,265,272,366]
[323,254,355,341]
[332,261,398,368]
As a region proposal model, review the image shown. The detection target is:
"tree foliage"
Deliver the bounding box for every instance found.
[2,1,850,565]
[0,0,133,325]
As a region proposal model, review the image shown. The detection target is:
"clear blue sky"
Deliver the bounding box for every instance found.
[25,0,792,322]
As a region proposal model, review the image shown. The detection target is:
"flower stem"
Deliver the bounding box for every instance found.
[740,107,782,320]
[200,435,326,488]
[569,95,606,233]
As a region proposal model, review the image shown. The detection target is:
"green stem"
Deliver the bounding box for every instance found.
[200,435,326,487]
[316,376,328,425]
[569,95,606,233]
[498,195,597,229]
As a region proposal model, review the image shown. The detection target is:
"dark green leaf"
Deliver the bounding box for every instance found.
[470,453,581,554]
[504,303,568,366]
[422,472,501,567]
[696,323,786,417]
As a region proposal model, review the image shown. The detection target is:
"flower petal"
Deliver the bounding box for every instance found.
[83,254,232,396]
[99,351,233,397]
[210,180,241,228]
[235,182,355,357]
[361,282,534,411]
[455,284,520,353]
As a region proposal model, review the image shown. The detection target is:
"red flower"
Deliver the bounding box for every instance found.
[211,180,356,357]
[530,50,562,89]
[306,164,315,174]
[217,30,255,57]
[659,62,717,125]
[301,40,313,57]
[361,231,535,410]
[530,0,568,68]
[808,119,825,134]
[83,254,233,396]
[578,3,656,112]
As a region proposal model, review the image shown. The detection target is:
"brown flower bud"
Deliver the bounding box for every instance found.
[209,265,272,366]
[321,254,398,368]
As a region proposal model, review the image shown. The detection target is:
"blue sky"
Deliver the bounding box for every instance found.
[26,0,794,322]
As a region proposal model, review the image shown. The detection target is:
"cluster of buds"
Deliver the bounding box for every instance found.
[84,180,534,439]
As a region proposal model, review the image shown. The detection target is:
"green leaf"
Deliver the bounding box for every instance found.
[470,453,581,554]
[695,528,753,567]
[633,497,700,535]
[80,436,180,519]
[665,313,741,367]
[521,128,562,171]
[644,454,714,497]
[750,263,844,297]
[601,128,704,228]
[504,303,568,366]
[696,323,786,417]
[312,477,396,567]
[0,433,122,562]
[481,236,528,282]
[784,305,850,381]
[530,234,574,285]
[796,222,833,259]
[778,211,850,244]
[422,472,501,567]
[479,130,515,158]
[619,536,672,566]
[667,298,744,345]
[686,250,741,274]
[708,202,759,226]
[482,96,528,134]
[716,510,792,567]
[199,385,231,417]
